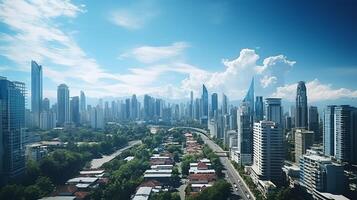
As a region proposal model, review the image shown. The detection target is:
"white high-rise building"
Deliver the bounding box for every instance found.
[299,148,346,198]
[251,121,283,184]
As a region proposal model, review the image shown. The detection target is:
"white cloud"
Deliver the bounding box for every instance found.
[119,42,189,63]
[179,49,296,99]
[272,79,357,102]
[109,2,158,30]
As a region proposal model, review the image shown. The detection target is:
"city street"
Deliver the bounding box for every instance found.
[197,132,255,200]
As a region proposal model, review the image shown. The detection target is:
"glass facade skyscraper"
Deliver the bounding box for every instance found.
[296,81,308,128]
[323,105,336,156]
[31,60,42,127]
[57,84,70,126]
[201,84,208,124]
[0,77,26,181]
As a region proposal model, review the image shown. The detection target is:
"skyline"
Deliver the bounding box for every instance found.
[1,0,357,106]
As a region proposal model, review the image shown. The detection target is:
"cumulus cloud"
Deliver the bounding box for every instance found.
[272,79,357,102]
[119,42,189,63]
[179,49,296,99]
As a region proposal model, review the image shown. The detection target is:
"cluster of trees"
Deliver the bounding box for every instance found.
[202,145,224,177]
[187,180,231,200]
[150,192,181,200]
[0,176,54,200]
[89,144,151,200]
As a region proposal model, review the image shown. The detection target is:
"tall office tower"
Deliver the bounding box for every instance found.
[323,105,336,156]
[285,116,292,131]
[31,61,42,127]
[190,91,194,119]
[57,84,70,126]
[211,93,218,119]
[42,98,50,111]
[80,91,86,112]
[104,101,110,121]
[131,94,138,120]
[299,148,346,197]
[144,95,150,120]
[308,106,320,143]
[0,77,26,180]
[229,106,238,130]
[334,105,357,164]
[243,78,255,117]
[255,96,264,122]
[265,98,282,124]
[252,121,283,184]
[237,102,253,165]
[222,93,228,115]
[125,98,130,120]
[194,98,201,120]
[289,106,296,128]
[70,96,80,126]
[201,84,209,124]
[295,129,314,163]
[296,81,308,128]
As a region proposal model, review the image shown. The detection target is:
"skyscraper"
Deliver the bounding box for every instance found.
[243,78,254,117]
[131,94,138,120]
[0,77,26,180]
[296,81,308,128]
[201,84,208,124]
[334,105,357,164]
[222,93,228,115]
[80,91,86,112]
[237,102,253,165]
[265,98,282,125]
[57,84,70,126]
[31,61,42,127]
[190,91,194,119]
[252,121,283,184]
[308,106,320,143]
[255,96,264,122]
[70,96,80,126]
[211,93,218,119]
[323,105,336,156]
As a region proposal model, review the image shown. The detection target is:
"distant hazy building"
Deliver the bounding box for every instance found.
[42,98,50,112]
[0,77,26,181]
[296,81,308,128]
[299,148,346,197]
[265,98,282,125]
[70,96,80,126]
[295,129,314,163]
[80,91,86,112]
[90,105,104,130]
[323,105,336,156]
[252,121,283,184]
[255,96,264,122]
[190,91,194,119]
[308,106,319,143]
[131,94,138,120]
[222,93,228,115]
[31,61,42,127]
[57,84,70,126]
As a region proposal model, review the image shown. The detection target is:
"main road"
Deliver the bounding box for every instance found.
[90,140,142,169]
[169,127,255,200]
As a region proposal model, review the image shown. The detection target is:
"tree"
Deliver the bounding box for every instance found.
[24,185,41,200]
[35,176,54,196]
[188,180,232,200]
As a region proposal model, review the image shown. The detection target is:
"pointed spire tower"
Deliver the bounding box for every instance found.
[243,77,255,116]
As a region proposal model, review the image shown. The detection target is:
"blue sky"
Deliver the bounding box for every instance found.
[0,0,356,105]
